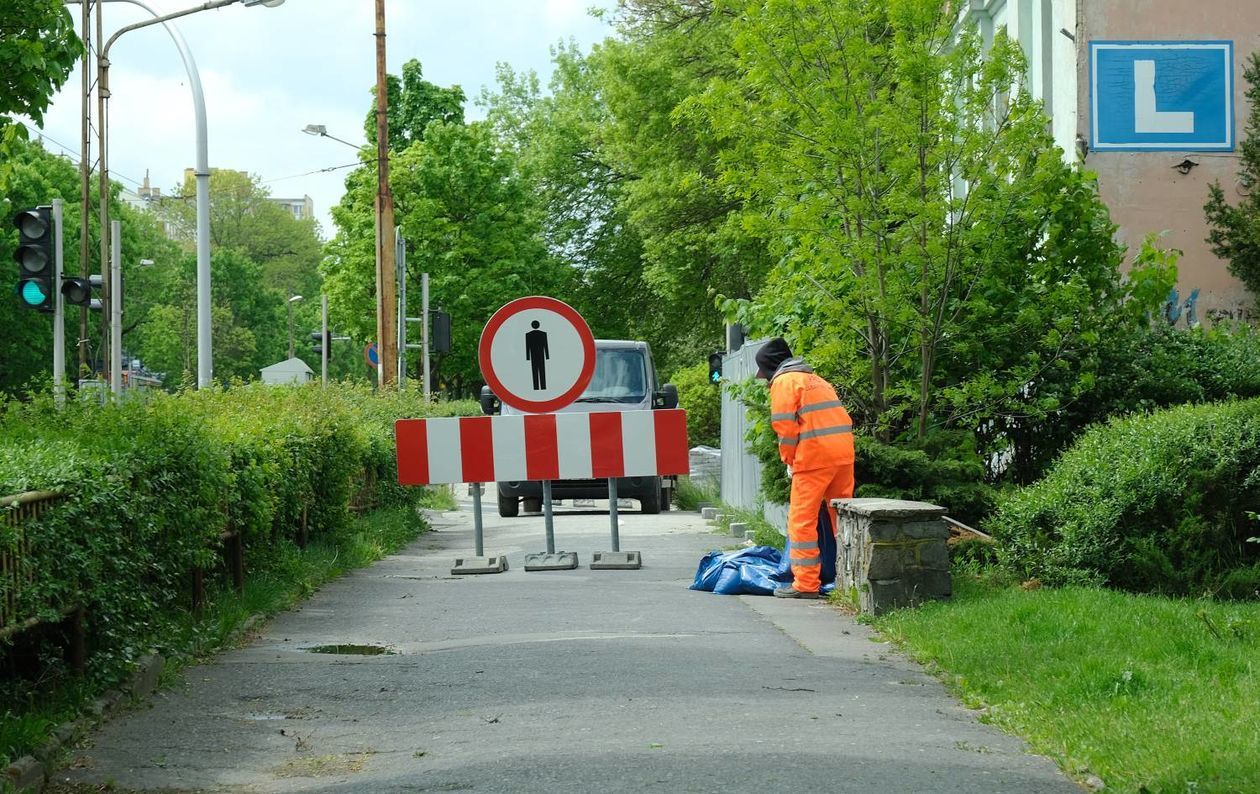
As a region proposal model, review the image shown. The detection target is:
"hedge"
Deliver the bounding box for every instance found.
[991,399,1260,598]
[0,384,475,673]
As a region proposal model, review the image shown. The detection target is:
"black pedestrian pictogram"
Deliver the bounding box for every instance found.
[526,320,549,390]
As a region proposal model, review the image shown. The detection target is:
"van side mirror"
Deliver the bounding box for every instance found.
[479,385,501,415]
[653,383,679,410]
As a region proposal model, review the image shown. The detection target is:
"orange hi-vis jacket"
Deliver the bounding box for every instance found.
[769,366,854,472]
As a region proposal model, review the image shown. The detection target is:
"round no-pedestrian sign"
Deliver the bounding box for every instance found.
[478,296,595,414]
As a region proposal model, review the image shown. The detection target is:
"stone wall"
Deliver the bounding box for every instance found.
[833,498,951,616]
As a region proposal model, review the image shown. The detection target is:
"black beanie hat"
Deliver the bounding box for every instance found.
[755,337,793,380]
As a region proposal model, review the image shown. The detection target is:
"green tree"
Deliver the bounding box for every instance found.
[591,1,772,369]
[0,138,179,394]
[1206,51,1260,305]
[0,0,81,189]
[159,169,323,299]
[367,58,466,153]
[130,249,284,383]
[481,49,657,357]
[327,62,569,394]
[698,0,1170,475]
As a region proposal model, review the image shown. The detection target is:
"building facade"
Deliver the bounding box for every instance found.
[958,0,1260,323]
[271,195,315,222]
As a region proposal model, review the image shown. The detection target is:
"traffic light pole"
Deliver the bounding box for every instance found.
[52,200,66,406]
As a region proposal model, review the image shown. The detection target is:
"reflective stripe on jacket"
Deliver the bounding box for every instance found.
[769,370,854,471]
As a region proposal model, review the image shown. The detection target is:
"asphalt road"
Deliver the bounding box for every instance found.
[54,496,1079,793]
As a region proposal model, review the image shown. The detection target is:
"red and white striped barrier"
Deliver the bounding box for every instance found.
[396,410,689,485]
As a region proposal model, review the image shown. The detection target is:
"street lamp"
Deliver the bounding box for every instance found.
[287,292,303,359]
[70,0,285,391]
[304,118,397,386]
[302,124,368,152]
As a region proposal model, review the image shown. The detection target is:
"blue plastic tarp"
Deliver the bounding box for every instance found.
[689,504,837,596]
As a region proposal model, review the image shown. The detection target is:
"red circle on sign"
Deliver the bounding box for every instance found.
[478,296,596,413]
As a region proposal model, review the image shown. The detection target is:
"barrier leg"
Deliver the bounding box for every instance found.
[543,480,555,554]
[473,482,484,557]
[608,478,620,552]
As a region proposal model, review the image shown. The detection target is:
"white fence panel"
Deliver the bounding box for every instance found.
[718,339,787,533]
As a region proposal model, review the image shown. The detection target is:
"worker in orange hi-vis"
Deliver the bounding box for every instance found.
[755,338,855,599]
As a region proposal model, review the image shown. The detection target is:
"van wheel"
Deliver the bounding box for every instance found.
[639,485,661,514]
[660,487,672,512]
[498,493,520,518]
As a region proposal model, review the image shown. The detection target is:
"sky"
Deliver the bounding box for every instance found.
[33,0,618,236]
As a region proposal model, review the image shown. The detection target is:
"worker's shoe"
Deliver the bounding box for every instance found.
[773,585,820,599]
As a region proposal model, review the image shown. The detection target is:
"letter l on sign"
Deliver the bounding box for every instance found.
[1134,60,1194,134]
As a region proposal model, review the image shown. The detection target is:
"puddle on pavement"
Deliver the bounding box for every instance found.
[304,644,397,656]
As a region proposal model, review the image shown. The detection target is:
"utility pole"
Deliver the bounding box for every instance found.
[374,0,397,387]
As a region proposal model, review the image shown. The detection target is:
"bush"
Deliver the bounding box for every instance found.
[855,432,997,527]
[991,399,1260,597]
[997,323,1260,485]
[670,361,721,448]
[0,385,476,684]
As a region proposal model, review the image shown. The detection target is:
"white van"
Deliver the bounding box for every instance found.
[479,340,679,517]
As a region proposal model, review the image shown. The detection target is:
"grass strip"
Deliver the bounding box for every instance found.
[874,577,1260,793]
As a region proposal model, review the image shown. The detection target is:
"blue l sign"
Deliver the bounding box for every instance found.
[1090,41,1233,151]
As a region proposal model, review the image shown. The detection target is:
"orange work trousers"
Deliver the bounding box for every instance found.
[786,463,855,593]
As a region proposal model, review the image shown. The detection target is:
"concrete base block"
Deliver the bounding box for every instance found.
[590,551,642,570]
[129,653,164,698]
[451,556,510,575]
[523,551,579,571]
[5,756,44,792]
[729,521,747,537]
[700,507,719,520]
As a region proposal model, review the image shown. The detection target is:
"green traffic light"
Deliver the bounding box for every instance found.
[19,279,50,308]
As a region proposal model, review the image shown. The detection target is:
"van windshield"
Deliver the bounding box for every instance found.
[577,349,648,404]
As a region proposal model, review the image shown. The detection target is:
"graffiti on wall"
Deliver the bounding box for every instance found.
[1163,287,1256,326]
[1163,287,1200,327]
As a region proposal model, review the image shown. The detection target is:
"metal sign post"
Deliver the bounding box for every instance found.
[591,476,641,570]
[450,480,507,575]
[472,482,484,557]
[543,480,555,554]
[321,294,328,387]
[608,478,620,552]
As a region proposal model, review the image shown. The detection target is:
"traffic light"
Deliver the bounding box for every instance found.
[62,274,103,310]
[13,206,54,312]
[431,309,451,354]
[708,352,723,385]
[310,330,331,357]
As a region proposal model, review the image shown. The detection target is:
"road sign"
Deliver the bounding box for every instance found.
[395,410,690,485]
[364,342,378,369]
[478,296,595,414]
[1090,41,1234,152]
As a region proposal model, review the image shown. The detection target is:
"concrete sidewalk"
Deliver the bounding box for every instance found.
[54,499,1079,793]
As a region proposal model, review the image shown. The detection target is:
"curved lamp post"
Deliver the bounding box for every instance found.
[67,0,284,391]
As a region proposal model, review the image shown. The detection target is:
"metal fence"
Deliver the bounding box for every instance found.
[1,490,66,641]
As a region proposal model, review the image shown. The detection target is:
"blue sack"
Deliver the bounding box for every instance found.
[689,545,786,595]
[690,503,837,596]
